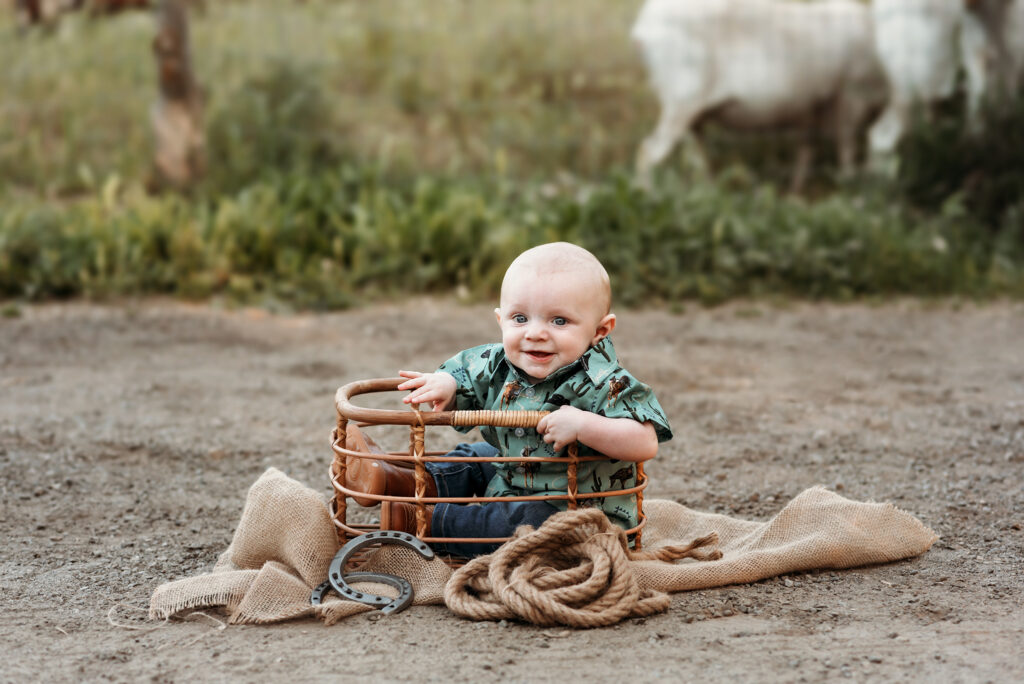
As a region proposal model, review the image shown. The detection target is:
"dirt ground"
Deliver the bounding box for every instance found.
[1,298,1022,682]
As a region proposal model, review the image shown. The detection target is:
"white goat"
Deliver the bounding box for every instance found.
[868,0,1014,163]
[632,0,887,191]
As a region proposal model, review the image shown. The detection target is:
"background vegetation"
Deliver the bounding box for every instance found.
[1,0,1022,308]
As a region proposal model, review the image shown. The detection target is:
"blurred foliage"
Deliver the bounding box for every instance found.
[2,168,1021,307]
[897,92,1024,244]
[204,58,346,194]
[0,0,1022,308]
[0,0,650,193]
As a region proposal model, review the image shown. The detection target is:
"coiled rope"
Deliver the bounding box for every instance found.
[444,508,722,627]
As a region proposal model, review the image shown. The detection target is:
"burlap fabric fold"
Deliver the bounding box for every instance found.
[149,468,936,625]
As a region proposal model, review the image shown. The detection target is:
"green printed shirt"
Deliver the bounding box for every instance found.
[437,337,672,530]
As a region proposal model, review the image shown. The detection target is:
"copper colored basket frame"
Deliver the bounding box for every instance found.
[330,378,648,551]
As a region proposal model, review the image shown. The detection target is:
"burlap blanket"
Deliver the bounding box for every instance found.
[149,468,937,625]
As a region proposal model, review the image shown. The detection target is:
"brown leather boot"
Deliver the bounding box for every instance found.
[344,425,437,507]
[381,502,434,536]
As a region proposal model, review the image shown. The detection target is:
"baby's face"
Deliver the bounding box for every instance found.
[495,270,613,383]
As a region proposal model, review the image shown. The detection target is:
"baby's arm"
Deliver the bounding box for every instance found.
[537,406,658,462]
[397,370,457,412]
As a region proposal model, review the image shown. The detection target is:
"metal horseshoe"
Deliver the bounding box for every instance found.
[311,572,411,610]
[311,530,434,615]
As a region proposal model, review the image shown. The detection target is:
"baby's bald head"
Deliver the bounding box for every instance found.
[500,242,611,315]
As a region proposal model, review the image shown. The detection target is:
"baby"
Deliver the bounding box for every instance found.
[345,242,672,557]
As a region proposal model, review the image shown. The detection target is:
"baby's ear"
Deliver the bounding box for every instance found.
[591,313,616,345]
[494,308,502,327]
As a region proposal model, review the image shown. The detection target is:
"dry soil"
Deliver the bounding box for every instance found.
[1,298,1022,682]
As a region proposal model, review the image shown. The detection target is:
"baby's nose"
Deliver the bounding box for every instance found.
[524,321,548,338]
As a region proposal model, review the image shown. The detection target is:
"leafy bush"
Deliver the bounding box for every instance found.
[897,93,1024,240]
[203,59,345,194]
[2,169,1021,308]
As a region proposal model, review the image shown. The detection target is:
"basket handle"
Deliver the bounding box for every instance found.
[335,377,549,428]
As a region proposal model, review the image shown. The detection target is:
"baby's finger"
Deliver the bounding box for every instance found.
[391,370,423,387]
[404,386,441,404]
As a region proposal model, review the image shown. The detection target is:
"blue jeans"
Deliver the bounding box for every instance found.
[426,442,558,558]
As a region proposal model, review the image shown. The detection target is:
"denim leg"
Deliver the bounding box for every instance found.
[424,441,559,557]
[424,442,497,498]
[431,499,559,558]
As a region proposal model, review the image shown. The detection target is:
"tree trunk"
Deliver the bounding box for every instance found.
[21,1,43,23]
[149,0,204,191]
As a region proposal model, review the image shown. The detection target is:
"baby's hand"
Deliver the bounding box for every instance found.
[397,370,456,412]
[536,405,589,453]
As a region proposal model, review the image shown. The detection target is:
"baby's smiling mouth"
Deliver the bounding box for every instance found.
[525,351,554,361]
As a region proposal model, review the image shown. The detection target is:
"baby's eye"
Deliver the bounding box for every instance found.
[552,316,567,326]
[513,314,528,324]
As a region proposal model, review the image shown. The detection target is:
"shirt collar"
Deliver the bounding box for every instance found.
[578,336,619,386]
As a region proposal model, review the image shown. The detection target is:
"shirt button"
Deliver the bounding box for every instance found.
[524,387,535,397]
[514,428,525,437]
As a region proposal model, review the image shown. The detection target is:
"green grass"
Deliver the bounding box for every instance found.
[1,0,1022,308]
[3,168,1020,308]
[0,0,651,194]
